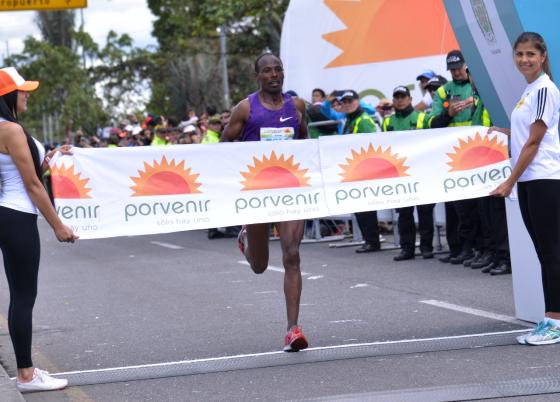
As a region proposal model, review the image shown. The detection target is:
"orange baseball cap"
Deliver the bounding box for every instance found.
[0,67,39,97]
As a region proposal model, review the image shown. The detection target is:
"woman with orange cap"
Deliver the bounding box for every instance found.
[0,67,77,392]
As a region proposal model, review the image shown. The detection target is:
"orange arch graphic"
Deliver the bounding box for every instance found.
[323,0,459,68]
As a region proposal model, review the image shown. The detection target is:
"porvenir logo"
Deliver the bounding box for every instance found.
[443,132,511,193]
[339,144,409,182]
[51,164,91,199]
[335,144,417,205]
[240,151,310,191]
[447,132,508,171]
[235,151,319,214]
[125,156,208,222]
[130,156,202,196]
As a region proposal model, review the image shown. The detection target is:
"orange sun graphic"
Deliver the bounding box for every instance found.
[447,133,509,172]
[339,144,409,182]
[323,0,458,68]
[241,151,310,191]
[51,164,91,199]
[130,156,202,196]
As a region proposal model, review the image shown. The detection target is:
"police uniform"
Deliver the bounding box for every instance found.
[383,86,434,260]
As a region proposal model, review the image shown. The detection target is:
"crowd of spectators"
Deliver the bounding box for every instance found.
[45,49,510,275]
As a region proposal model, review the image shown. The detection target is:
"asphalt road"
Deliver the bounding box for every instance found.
[1,220,559,401]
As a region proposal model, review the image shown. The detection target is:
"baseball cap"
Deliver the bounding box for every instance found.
[132,126,143,136]
[208,115,222,125]
[286,90,298,97]
[426,75,448,90]
[338,90,359,101]
[393,86,411,97]
[446,50,465,70]
[416,70,435,81]
[0,67,39,96]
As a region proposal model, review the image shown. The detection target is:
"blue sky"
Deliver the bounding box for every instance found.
[0,0,156,62]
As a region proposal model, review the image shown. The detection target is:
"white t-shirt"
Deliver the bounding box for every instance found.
[510,73,560,182]
[421,91,433,108]
[0,119,45,214]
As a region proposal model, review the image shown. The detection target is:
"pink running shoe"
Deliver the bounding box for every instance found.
[284,326,309,352]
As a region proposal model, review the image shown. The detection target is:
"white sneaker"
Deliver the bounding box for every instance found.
[16,368,68,393]
[517,320,550,345]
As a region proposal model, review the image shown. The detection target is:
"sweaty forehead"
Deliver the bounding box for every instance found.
[257,56,282,71]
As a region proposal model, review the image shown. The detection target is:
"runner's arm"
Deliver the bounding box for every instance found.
[294,98,309,139]
[221,99,249,142]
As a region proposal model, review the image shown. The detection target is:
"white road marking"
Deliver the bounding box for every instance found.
[350,283,369,289]
[329,319,364,324]
[420,299,533,327]
[255,291,277,294]
[237,260,311,276]
[307,275,324,280]
[50,329,530,377]
[150,241,184,250]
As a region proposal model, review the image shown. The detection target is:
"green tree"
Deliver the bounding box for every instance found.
[146,0,289,115]
[6,37,107,141]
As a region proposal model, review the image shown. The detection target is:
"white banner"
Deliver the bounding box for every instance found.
[280,0,459,103]
[51,126,511,239]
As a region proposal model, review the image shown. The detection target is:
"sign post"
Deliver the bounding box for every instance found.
[0,0,87,12]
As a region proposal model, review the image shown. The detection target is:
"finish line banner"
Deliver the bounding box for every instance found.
[51,126,511,239]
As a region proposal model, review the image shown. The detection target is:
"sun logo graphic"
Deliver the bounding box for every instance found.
[240,151,310,191]
[322,0,458,68]
[447,133,508,172]
[339,144,409,182]
[130,156,202,196]
[51,164,92,199]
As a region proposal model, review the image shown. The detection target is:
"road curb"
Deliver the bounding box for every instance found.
[0,362,25,402]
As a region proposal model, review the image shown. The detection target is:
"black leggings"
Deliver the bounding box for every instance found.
[517,180,560,313]
[0,206,40,368]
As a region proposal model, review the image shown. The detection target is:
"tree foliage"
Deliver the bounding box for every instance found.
[6,10,155,141]
[146,0,289,115]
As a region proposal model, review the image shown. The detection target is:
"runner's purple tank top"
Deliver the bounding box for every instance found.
[241,92,301,142]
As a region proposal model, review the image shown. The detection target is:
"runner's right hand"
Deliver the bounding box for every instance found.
[54,225,79,243]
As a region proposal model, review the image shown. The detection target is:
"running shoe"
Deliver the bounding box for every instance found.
[516,320,550,345]
[284,326,308,352]
[237,225,248,255]
[16,368,68,393]
[526,323,560,346]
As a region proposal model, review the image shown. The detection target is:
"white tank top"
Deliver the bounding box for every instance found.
[0,118,45,214]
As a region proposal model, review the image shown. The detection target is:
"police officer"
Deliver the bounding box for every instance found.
[383,86,434,260]
[428,50,477,264]
[339,90,381,253]
[428,50,491,265]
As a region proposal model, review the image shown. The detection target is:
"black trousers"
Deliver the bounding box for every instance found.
[444,201,461,255]
[517,180,560,313]
[354,211,379,246]
[0,206,40,368]
[454,198,479,251]
[396,204,435,253]
[478,196,510,263]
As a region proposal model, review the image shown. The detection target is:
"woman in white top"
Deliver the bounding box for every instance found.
[490,32,560,346]
[0,67,77,392]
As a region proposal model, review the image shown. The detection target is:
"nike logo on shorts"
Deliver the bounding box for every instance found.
[279,116,293,122]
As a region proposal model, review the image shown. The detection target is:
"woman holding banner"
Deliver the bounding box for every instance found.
[490,32,560,346]
[0,67,77,392]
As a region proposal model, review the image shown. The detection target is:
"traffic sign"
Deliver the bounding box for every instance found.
[0,0,87,11]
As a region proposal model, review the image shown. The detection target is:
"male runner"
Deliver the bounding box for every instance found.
[221,53,309,352]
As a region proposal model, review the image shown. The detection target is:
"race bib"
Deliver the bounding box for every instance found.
[260,127,294,141]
